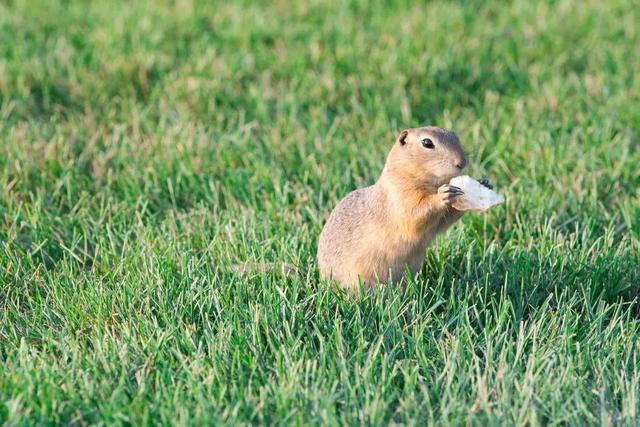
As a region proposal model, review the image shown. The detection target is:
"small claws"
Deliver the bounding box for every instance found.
[438,184,464,207]
[444,185,464,195]
[478,176,493,190]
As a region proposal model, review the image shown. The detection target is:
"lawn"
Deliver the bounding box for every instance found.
[0,0,639,425]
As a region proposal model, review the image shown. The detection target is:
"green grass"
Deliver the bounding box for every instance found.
[1,0,639,425]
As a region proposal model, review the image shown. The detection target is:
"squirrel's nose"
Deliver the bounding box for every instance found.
[455,158,467,170]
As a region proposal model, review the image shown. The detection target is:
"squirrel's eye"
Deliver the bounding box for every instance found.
[421,138,435,149]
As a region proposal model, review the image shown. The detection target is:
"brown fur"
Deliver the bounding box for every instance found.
[317,126,467,291]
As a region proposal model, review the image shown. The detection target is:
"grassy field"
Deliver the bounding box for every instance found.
[1,0,639,425]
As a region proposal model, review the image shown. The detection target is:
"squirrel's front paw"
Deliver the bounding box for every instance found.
[437,184,464,207]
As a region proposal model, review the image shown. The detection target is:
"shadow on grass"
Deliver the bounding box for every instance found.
[415,242,639,317]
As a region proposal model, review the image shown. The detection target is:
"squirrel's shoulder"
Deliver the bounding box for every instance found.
[330,185,380,218]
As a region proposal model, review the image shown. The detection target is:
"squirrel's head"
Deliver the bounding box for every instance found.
[385,126,467,191]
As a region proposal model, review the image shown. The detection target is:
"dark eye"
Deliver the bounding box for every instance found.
[421,138,435,149]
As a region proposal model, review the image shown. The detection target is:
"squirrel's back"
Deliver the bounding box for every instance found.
[317,185,380,286]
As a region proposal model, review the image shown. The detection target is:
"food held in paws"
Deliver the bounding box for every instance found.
[449,175,504,212]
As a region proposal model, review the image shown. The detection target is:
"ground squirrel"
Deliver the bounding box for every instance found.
[317,126,468,291]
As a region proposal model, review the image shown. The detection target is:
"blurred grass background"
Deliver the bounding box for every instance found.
[0,0,639,425]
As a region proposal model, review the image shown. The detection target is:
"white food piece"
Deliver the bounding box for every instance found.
[449,175,504,212]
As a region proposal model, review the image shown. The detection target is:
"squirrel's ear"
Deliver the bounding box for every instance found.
[397,130,409,146]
